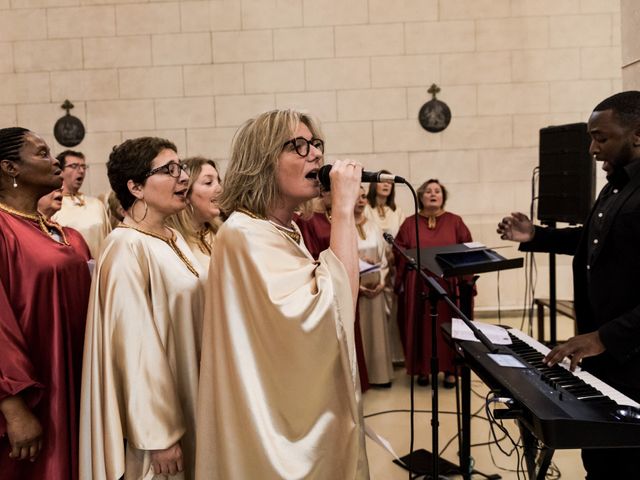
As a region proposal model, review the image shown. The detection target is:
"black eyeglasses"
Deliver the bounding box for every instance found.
[282,137,324,157]
[145,161,188,178]
[65,163,89,171]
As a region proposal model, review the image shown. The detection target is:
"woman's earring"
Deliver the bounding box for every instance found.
[12,176,17,188]
[131,198,148,223]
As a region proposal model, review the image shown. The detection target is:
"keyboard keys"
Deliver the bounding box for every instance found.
[508,329,640,409]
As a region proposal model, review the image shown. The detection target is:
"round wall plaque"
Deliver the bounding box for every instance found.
[418,84,451,133]
[54,100,85,147]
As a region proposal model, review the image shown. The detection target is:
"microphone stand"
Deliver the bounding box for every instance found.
[384,233,498,480]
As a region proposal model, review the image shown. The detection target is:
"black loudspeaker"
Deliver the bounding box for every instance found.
[538,122,595,225]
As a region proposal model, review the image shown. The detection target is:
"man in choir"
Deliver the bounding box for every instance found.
[497,91,640,479]
[0,127,92,480]
[52,149,111,258]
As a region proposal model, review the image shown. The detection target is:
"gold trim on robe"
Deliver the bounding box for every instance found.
[188,230,216,281]
[80,227,205,480]
[195,211,369,480]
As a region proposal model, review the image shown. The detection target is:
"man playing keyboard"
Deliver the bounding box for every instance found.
[497,91,640,479]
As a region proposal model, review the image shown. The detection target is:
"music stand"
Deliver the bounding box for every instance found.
[407,243,523,279]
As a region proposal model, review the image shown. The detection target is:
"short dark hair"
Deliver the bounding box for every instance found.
[56,150,85,169]
[107,137,177,210]
[0,127,30,163]
[593,91,640,129]
[417,178,448,210]
[366,169,397,211]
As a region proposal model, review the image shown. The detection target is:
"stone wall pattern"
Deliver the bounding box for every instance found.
[0,0,623,310]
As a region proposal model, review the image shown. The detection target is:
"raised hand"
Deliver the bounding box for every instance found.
[328,159,363,216]
[497,212,535,243]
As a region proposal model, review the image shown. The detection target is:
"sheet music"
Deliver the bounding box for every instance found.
[463,241,486,249]
[359,258,380,275]
[451,318,512,345]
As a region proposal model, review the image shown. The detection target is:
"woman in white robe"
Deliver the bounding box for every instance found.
[80,137,205,480]
[364,175,406,365]
[167,157,223,274]
[356,187,393,386]
[195,109,370,479]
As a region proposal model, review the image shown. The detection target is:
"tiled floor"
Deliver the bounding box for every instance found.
[363,315,586,479]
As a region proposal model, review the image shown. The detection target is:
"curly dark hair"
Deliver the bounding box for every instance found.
[366,169,397,211]
[0,127,30,163]
[56,149,85,169]
[417,178,447,210]
[107,137,177,210]
[593,91,640,129]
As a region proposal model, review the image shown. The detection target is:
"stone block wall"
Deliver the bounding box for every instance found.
[0,0,622,310]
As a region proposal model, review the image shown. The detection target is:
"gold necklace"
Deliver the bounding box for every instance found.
[197,227,213,255]
[0,201,69,245]
[419,209,444,230]
[117,224,200,278]
[237,208,301,244]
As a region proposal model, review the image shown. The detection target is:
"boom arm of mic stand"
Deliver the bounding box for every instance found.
[384,233,500,354]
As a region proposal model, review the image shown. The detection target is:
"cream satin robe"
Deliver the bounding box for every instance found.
[195,211,369,480]
[364,204,405,364]
[80,227,205,480]
[53,194,111,259]
[188,231,216,280]
[357,219,393,384]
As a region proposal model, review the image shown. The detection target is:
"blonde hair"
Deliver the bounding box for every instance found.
[106,190,125,229]
[219,109,323,217]
[167,157,221,250]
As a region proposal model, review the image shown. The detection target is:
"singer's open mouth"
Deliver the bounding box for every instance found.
[305,169,318,180]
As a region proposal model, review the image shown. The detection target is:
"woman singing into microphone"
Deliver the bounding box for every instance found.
[196,109,369,479]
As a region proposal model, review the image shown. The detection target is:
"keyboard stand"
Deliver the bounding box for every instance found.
[519,422,555,480]
[456,362,501,480]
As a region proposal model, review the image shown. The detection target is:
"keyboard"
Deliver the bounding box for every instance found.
[452,327,640,449]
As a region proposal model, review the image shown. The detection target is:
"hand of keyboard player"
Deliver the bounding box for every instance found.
[544,331,606,371]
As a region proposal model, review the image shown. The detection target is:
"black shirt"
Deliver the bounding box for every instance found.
[586,159,640,275]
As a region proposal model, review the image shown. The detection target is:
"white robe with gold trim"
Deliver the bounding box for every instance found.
[364,203,405,364]
[80,227,205,480]
[195,211,369,480]
[357,220,393,384]
[53,194,111,259]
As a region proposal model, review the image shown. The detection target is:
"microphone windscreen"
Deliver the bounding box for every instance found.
[317,164,332,190]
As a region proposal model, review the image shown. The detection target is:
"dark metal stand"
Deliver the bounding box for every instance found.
[385,234,498,480]
[519,422,555,479]
[546,221,558,345]
[452,361,501,480]
[460,364,472,479]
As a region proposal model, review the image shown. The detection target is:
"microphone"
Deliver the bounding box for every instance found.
[382,232,394,244]
[316,164,405,190]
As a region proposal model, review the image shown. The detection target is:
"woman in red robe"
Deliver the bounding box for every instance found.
[295,190,332,260]
[0,128,91,480]
[395,179,474,387]
[296,189,370,392]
